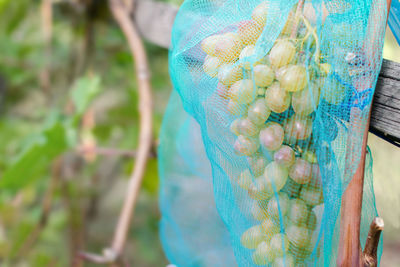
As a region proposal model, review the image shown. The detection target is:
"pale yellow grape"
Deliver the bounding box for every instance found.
[254,64,275,87]
[230,119,242,136]
[259,122,284,151]
[230,79,255,104]
[248,98,271,126]
[289,158,312,184]
[249,178,274,200]
[241,225,266,249]
[227,100,248,116]
[270,233,290,257]
[239,45,255,70]
[218,63,243,86]
[280,65,308,92]
[238,20,264,46]
[299,187,323,207]
[214,32,243,62]
[257,87,266,96]
[263,161,289,193]
[251,202,267,221]
[309,164,323,190]
[274,145,295,167]
[292,82,321,116]
[269,40,296,68]
[284,115,313,142]
[253,241,275,265]
[267,192,290,219]
[216,82,230,100]
[203,55,222,77]
[201,34,221,56]
[251,2,269,25]
[234,135,259,156]
[272,254,295,267]
[238,169,253,190]
[287,198,309,225]
[275,65,289,82]
[261,217,280,238]
[248,153,269,176]
[301,210,317,230]
[237,117,260,137]
[265,82,291,113]
[287,224,311,248]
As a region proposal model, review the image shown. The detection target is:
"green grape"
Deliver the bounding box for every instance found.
[230,119,242,136]
[280,65,307,92]
[261,217,280,239]
[218,63,244,86]
[248,98,271,126]
[281,177,301,198]
[238,117,260,137]
[265,82,291,113]
[269,40,296,68]
[274,145,295,167]
[230,79,256,104]
[264,161,289,193]
[201,34,222,56]
[238,19,264,46]
[249,178,274,200]
[227,100,248,116]
[259,122,284,151]
[270,233,290,257]
[203,55,222,77]
[284,115,313,142]
[309,164,323,190]
[289,158,312,184]
[288,243,312,262]
[241,225,266,249]
[299,187,323,207]
[253,241,276,265]
[239,45,256,69]
[234,135,259,156]
[300,209,317,230]
[287,198,309,225]
[215,32,243,62]
[267,192,290,220]
[238,169,253,190]
[287,224,311,248]
[251,2,269,25]
[251,201,267,221]
[254,64,275,87]
[248,153,269,176]
[272,254,296,267]
[291,82,320,116]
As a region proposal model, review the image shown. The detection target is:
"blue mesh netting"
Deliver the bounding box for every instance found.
[389,0,400,45]
[159,1,388,266]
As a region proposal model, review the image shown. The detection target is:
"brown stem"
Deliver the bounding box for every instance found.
[363,217,384,267]
[108,0,153,256]
[40,0,53,93]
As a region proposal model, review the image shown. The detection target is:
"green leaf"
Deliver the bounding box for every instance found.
[0,122,68,190]
[70,75,101,117]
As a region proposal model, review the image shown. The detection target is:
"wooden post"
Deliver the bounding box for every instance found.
[337,1,391,266]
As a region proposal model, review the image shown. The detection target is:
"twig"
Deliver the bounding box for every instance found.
[40,0,53,93]
[109,0,153,257]
[79,0,153,264]
[363,217,384,267]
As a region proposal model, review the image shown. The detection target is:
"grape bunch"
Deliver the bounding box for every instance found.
[200,2,333,266]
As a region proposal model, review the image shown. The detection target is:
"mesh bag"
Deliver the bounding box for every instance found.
[160,0,388,266]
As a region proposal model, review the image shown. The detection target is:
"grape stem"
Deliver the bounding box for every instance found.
[290,0,305,39]
[301,15,320,63]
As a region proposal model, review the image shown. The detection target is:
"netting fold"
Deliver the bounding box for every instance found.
[160,1,387,266]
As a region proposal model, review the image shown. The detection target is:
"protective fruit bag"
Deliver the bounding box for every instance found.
[159,0,388,266]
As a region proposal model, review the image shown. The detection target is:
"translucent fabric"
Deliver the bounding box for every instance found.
[160,0,388,266]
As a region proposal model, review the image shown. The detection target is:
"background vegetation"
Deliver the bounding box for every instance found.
[0,0,399,266]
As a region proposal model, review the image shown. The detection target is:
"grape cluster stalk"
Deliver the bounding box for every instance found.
[200,2,337,266]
